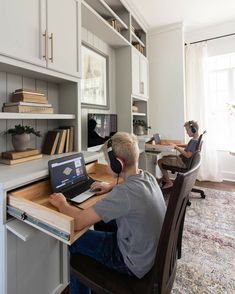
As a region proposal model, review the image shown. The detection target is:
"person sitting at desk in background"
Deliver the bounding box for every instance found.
[88,118,107,147]
[49,132,166,294]
[158,120,199,189]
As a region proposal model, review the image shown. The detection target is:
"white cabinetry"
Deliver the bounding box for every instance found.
[116,47,149,135]
[46,0,81,76]
[0,0,81,77]
[0,0,44,67]
[132,47,148,98]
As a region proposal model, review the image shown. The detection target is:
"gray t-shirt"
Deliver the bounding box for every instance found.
[180,138,198,165]
[93,170,166,278]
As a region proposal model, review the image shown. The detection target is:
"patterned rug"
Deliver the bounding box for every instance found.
[172,188,235,294]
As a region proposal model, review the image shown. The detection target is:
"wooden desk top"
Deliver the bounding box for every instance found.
[7,162,118,245]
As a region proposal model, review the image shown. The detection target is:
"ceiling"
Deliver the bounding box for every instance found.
[125,0,235,31]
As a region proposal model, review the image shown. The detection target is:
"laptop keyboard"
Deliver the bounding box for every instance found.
[64,178,95,200]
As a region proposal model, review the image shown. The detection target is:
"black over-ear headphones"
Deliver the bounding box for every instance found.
[107,139,124,174]
[189,121,197,134]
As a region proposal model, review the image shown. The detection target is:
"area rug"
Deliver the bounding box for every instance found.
[172,188,235,294]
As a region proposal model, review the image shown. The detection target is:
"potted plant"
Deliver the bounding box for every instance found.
[133,119,148,135]
[5,124,41,151]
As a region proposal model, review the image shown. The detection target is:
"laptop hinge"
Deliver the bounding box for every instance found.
[7,206,70,241]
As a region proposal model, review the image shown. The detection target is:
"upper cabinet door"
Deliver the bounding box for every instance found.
[0,0,46,67]
[132,48,148,98]
[46,0,81,77]
[140,55,148,98]
[132,48,140,96]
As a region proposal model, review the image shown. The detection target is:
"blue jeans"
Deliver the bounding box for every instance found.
[69,221,133,294]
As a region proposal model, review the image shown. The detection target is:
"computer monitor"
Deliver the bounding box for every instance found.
[87,113,117,150]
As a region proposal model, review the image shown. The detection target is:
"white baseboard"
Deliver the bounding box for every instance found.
[221,171,235,182]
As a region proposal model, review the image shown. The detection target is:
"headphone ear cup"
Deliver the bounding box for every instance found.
[109,153,124,174]
[191,126,196,133]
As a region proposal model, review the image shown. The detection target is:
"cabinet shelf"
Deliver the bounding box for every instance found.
[0,113,76,120]
[85,0,128,30]
[131,31,145,48]
[82,1,130,47]
[132,112,146,116]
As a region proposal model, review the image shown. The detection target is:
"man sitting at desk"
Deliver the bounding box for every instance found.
[49,132,166,294]
[158,120,199,189]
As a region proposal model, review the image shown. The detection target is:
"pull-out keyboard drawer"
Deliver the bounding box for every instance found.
[7,163,113,245]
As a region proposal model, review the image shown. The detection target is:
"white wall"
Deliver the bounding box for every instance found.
[81,28,116,150]
[148,23,186,141]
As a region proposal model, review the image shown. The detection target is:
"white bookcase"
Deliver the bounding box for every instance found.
[0,1,149,293]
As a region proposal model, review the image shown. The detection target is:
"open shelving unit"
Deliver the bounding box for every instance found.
[0,61,80,153]
[131,16,147,56]
[82,0,130,47]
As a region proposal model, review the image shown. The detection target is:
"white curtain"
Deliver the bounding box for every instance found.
[185,42,222,181]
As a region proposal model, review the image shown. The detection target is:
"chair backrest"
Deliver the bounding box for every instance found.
[195,130,206,152]
[185,131,206,170]
[152,152,201,293]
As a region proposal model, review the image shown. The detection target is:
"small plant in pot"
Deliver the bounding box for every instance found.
[133,119,148,136]
[5,124,41,151]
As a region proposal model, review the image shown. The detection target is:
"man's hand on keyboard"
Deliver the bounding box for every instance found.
[90,181,113,195]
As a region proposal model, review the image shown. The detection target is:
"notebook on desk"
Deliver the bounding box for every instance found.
[48,153,96,204]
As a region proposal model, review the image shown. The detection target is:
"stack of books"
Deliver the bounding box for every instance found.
[132,42,144,54]
[107,18,121,33]
[2,89,54,113]
[42,126,74,155]
[0,149,42,165]
[131,25,135,34]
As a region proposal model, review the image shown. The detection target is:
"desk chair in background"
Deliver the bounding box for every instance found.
[70,156,201,294]
[162,131,206,199]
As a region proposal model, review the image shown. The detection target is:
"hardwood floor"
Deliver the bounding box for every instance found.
[61,180,235,294]
[195,180,235,192]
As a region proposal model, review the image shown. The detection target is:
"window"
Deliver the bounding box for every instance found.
[207,52,235,150]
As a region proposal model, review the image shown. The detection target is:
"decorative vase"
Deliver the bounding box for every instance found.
[12,133,30,151]
[134,125,145,136]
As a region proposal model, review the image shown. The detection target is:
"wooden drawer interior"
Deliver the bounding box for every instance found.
[7,163,115,245]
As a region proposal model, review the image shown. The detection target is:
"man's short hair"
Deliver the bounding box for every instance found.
[184,120,199,132]
[104,132,139,168]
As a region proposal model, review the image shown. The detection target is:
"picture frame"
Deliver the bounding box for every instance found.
[81,44,109,109]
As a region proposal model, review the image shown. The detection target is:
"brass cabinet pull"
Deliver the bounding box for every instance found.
[49,33,54,63]
[42,30,48,61]
[140,81,144,94]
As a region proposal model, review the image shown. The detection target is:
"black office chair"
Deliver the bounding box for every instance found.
[70,156,201,294]
[162,131,206,199]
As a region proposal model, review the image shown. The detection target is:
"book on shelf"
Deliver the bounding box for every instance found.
[0,154,42,165]
[14,89,46,96]
[55,129,67,154]
[59,126,74,152]
[107,18,121,33]
[4,101,52,108]
[2,105,54,113]
[132,42,144,54]
[2,148,40,160]
[12,93,48,104]
[42,131,60,155]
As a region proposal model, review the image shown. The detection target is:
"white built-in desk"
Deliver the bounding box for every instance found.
[0,151,103,294]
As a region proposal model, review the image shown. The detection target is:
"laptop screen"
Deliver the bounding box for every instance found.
[48,153,88,193]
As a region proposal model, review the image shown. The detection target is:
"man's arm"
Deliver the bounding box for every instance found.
[49,193,101,231]
[170,143,193,158]
[175,145,193,158]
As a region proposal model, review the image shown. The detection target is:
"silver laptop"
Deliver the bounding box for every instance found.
[48,153,96,203]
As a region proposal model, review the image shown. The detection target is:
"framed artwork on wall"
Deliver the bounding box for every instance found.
[81,44,109,108]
